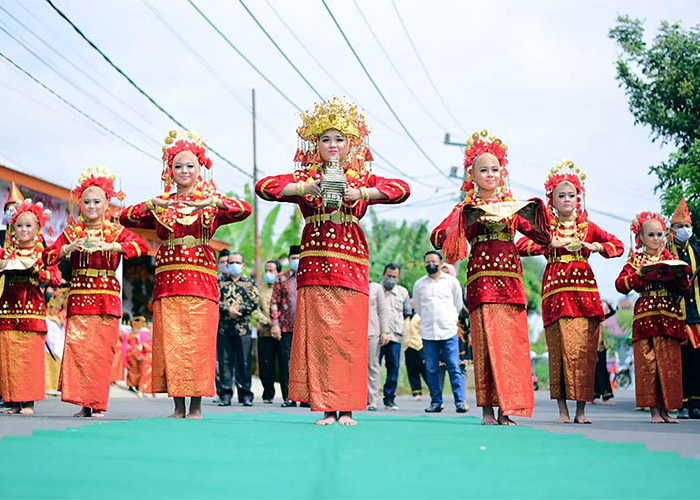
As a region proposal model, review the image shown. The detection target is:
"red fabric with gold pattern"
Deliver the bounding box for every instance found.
[120,195,250,303]
[256,172,409,295]
[615,249,691,342]
[44,221,147,317]
[516,220,624,326]
[633,336,683,409]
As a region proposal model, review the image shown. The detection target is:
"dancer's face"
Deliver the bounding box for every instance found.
[318,129,349,163]
[552,182,577,217]
[172,150,200,188]
[640,220,664,252]
[81,186,108,224]
[472,153,501,193]
[13,212,39,246]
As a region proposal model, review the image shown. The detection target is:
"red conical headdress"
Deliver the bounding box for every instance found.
[670,197,692,225]
[4,182,24,210]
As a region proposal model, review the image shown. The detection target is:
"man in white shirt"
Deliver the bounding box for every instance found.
[413,251,467,413]
[367,280,389,411]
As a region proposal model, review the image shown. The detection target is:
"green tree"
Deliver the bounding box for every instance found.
[609,16,700,234]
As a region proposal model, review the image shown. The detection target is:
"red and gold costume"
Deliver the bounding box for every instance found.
[516,160,624,402]
[256,98,410,411]
[138,328,153,394]
[0,201,61,403]
[432,130,551,417]
[120,130,251,398]
[44,167,148,412]
[125,322,143,388]
[615,212,691,410]
[110,324,128,383]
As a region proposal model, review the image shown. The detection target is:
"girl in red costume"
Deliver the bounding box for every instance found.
[431,130,551,425]
[120,130,251,419]
[615,212,690,423]
[45,167,147,417]
[517,160,624,424]
[0,201,61,414]
[256,98,410,426]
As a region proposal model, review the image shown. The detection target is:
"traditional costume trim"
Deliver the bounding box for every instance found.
[154,264,218,277]
[465,270,523,286]
[300,250,369,266]
[542,285,599,300]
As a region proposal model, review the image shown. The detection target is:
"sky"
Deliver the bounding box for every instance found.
[1,0,699,299]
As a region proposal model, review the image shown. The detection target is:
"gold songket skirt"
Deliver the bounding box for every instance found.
[633,336,682,410]
[0,330,45,402]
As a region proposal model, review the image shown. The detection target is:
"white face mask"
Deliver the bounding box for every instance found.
[675,227,693,243]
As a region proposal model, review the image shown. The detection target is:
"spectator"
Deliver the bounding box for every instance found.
[367,280,388,411]
[412,251,467,413]
[270,245,300,407]
[255,259,282,404]
[402,299,427,400]
[215,249,230,400]
[217,252,259,407]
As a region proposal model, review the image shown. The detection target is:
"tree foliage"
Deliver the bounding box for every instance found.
[609,16,700,236]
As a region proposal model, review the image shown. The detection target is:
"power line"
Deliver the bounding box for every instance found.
[321,0,455,184]
[390,0,466,136]
[351,0,449,133]
[0,49,159,161]
[43,0,252,179]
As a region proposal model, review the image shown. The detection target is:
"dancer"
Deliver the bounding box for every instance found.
[517,160,624,423]
[256,98,410,425]
[0,200,61,414]
[120,130,251,419]
[431,130,551,425]
[44,167,147,417]
[615,211,690,423]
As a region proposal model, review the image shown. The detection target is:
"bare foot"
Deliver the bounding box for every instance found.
[91,411,105,418]
[650,407,665,424]
[73,407,92,418]
[660,409,678,424]
[19,403,35,416]
[4,405,20,415]
[187,397,202,419]
[169,397,186,418]
[498,412,517,426]
[315,411,337,426]
[412,395,423,401]
[556,415,571,424]
[598,400,616,406]
[650,415,665,423]
[481,406,498,425]
[574,416,592,424]
[337,412,357,426]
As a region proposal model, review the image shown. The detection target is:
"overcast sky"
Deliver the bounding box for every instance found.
[1,0,698,299]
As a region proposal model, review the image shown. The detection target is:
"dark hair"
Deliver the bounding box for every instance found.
[266,259,282,273]
[122,312,132,322]
[383,263,401,274]
[219,249,230,259]
[424,250,442,261]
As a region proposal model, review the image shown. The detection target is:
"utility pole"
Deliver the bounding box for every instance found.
[252,88,261,285]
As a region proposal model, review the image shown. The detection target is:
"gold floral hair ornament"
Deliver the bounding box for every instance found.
[161,129,215,195]
[461,129,511,203]
[74,166,123,202]
[293,97,373,172]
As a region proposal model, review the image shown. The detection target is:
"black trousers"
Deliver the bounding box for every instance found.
[258,336,289,401]
[216,332,253,402]
[593,350,614,401]
[405,347,427,395]
[681,343,700,410]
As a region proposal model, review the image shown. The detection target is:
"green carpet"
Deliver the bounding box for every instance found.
[1,413,698,499]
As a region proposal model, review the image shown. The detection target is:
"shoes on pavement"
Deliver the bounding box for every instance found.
[241,399,253,407]
[424,404,443,413]
[455,404,469,413]
[281,400,297,408]
[678,407,690,419]
[412,394,423,401]
[367,405,377,412]
[263,400,273,404]
[299,402,311,408]
[218,395,232,407]
[384,402,399,411]
[690,408,700,419]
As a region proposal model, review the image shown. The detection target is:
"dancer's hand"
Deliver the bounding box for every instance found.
[344,188,361,202]
[304,181,322,197]
[550,238,568,248]
[63,238,85,256]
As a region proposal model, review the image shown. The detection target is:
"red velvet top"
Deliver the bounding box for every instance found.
[120,194,251,303]
[615,249,691,342]
[0,245,62,333]
[255,169,410,295]
[44,221,148,318]
[431,198,551,311]
[516,219,624,326]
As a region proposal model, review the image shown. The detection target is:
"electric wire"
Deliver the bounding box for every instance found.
[43,0,252,178]
[321,0,456,184]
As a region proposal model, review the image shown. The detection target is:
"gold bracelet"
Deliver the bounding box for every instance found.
[296,181,305,197]
[145,199,155,211]
[360,187,370,202]
[211,196,219,208]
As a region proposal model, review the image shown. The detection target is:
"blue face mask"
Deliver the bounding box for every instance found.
[290,259,299,272]
[263,272,276,284]
[229,263,243,276]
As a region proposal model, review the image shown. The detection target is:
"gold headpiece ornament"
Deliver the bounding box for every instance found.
[545,159,586,215]
[160,129,214,194]
[294,97,372,171]
[461,129,511,202]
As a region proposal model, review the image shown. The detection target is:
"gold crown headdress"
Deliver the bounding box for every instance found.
[461,129,511,202]
[293,97,373,171]
[161,129,214,195]
[545,159,586,216]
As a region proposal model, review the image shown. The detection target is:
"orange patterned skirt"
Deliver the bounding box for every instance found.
[545,317,599,402]
[60,315,119,411]
[0,330,45,402]
[139,355,152,394]
[152,296,218,397]
[110,340,124,382]
[289,286,369,411]
[470,303,534,417]
[633,336,682,410]
[126,357,141,388]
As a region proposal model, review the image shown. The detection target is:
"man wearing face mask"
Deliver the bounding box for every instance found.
[218,252,259,406]
[254,259,282,404]
[377,263,411,410]
[668,197,700,419]
[270,245,300,407]
[412,251,467,413]
[215,249,231,400]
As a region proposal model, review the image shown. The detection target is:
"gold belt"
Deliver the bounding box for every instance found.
[72,269,116,278]
[304,211,359,225]
[548,254,587,264]
[640,290,671,298]
[165,236,206,248]
[470,232,512,244]
[6,275,34,284]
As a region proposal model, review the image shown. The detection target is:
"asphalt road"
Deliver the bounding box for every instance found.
[2,385,699,460]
